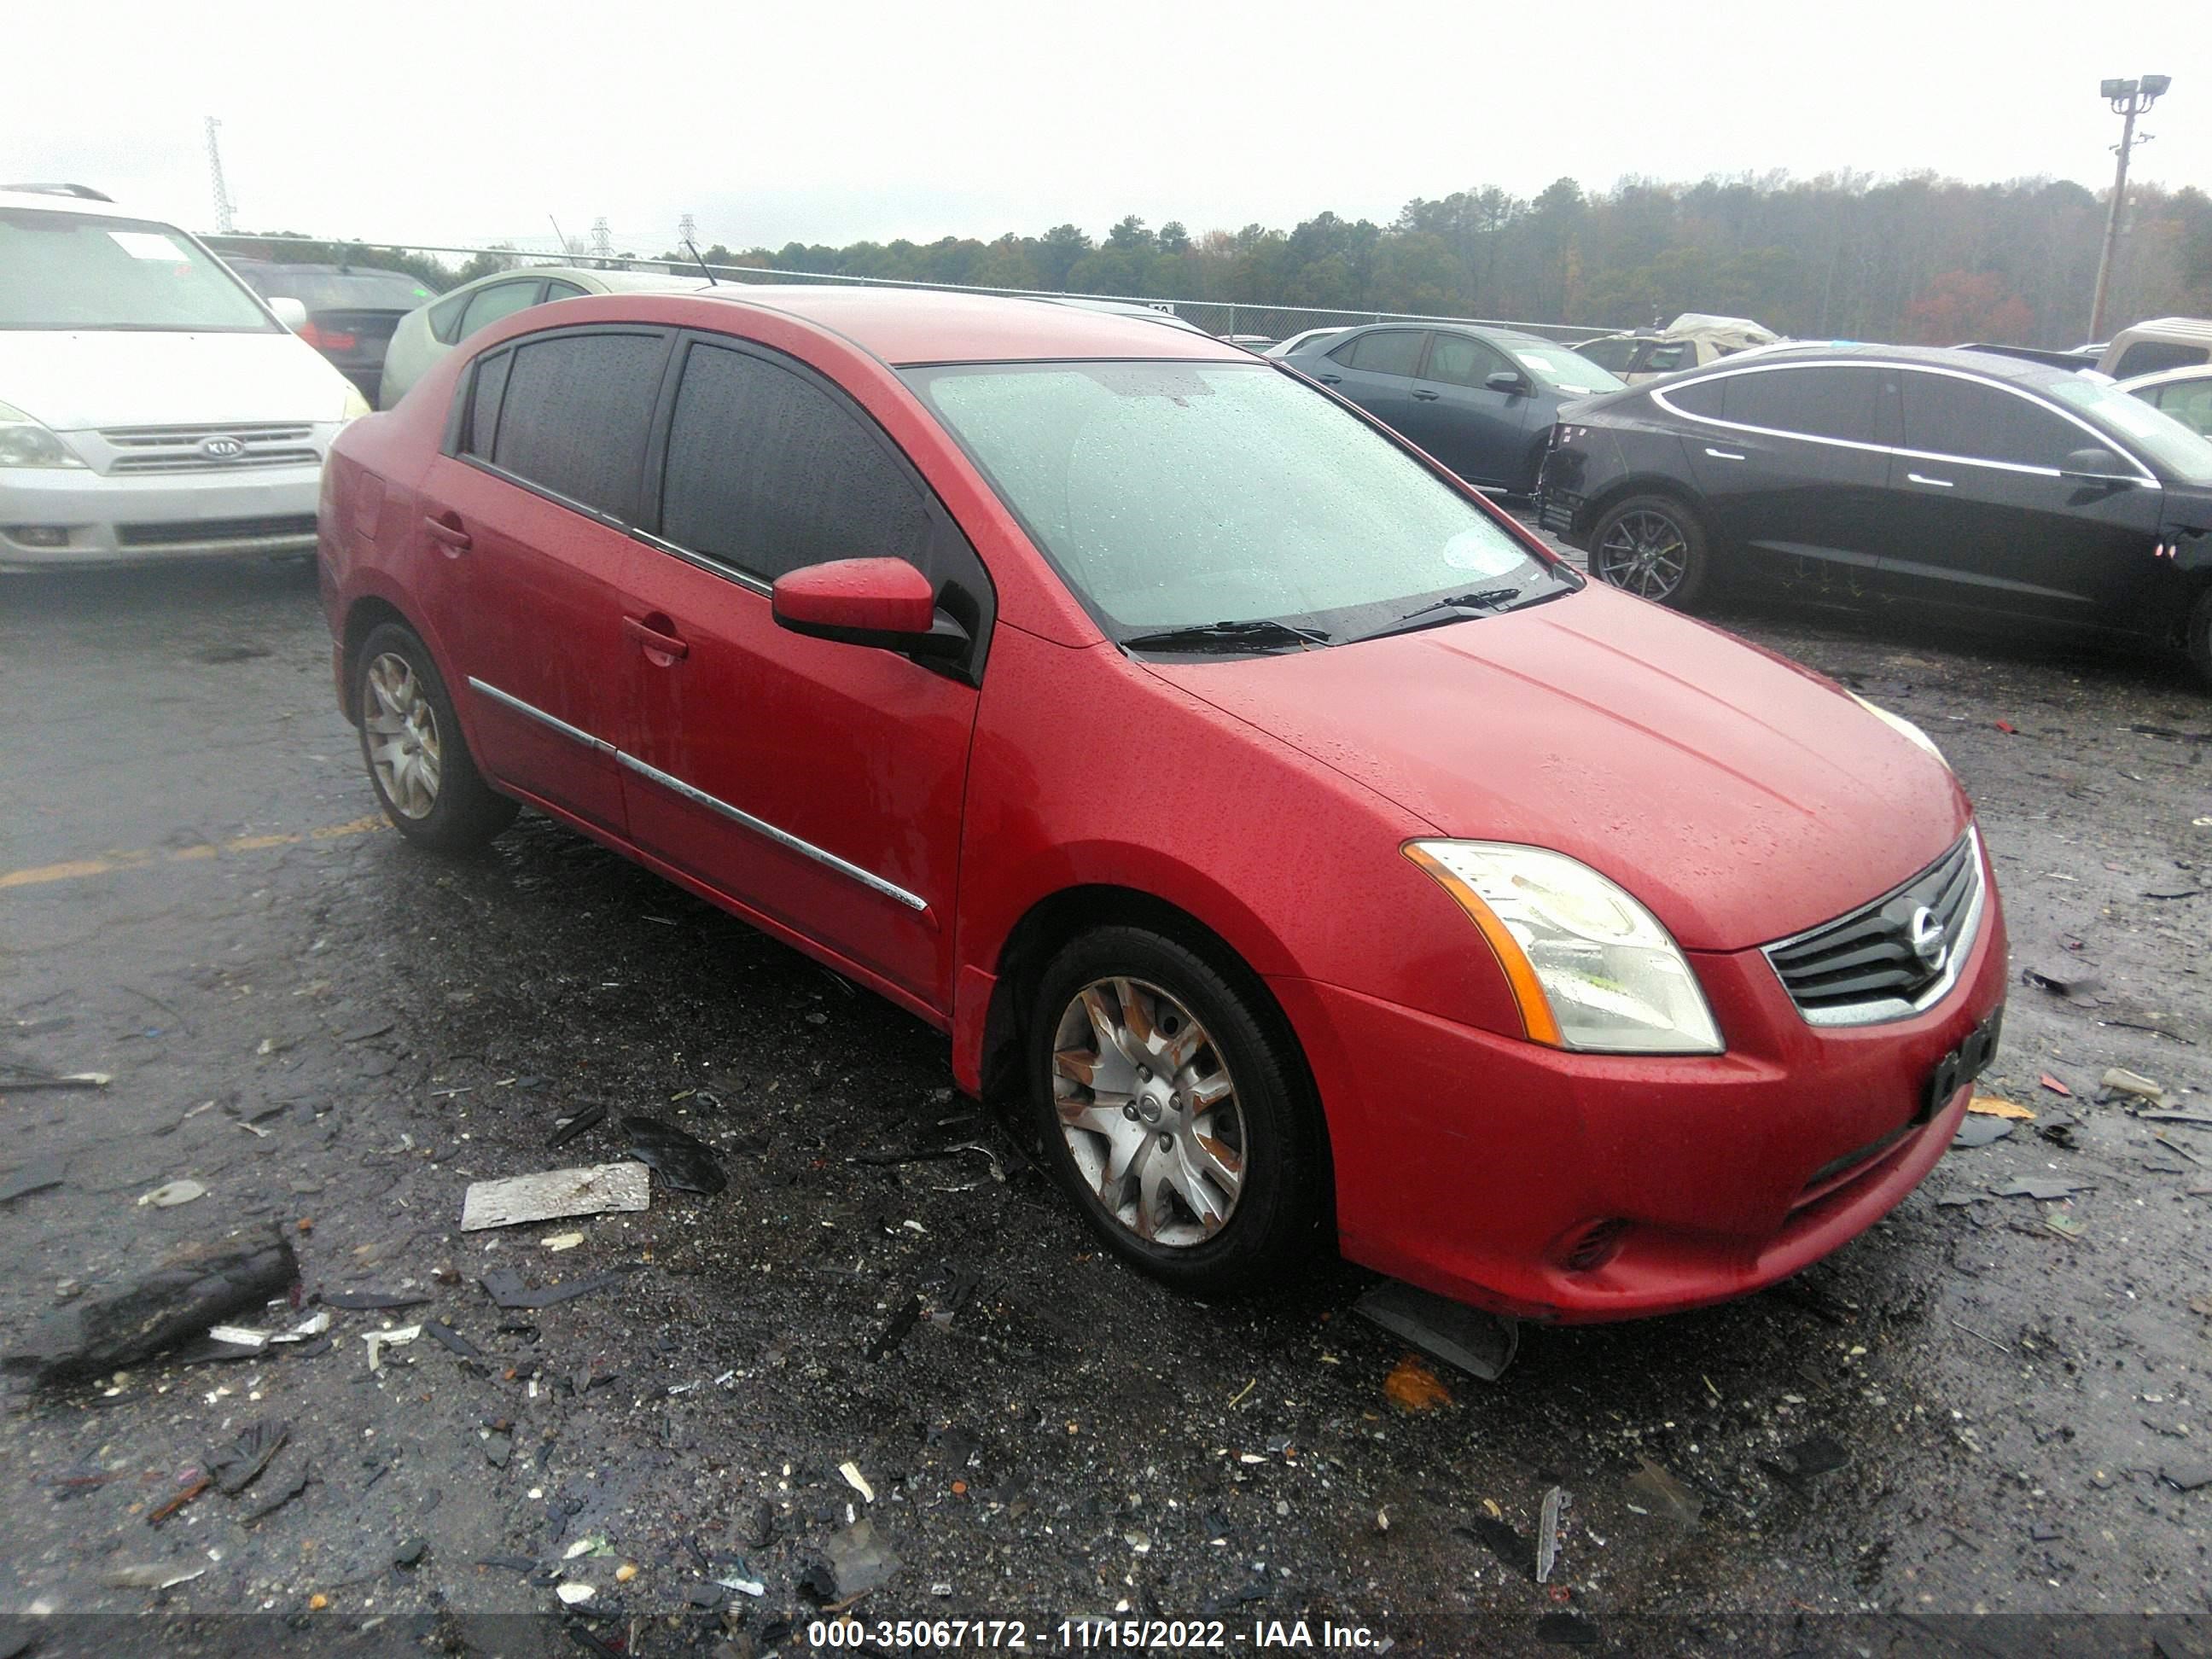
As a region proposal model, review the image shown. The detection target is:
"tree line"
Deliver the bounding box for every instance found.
[217,171,2212,347]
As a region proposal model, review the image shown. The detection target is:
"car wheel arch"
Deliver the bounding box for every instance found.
[1577,474,1714,543]
[341,595,416,724]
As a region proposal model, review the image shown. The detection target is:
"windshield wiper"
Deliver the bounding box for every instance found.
[1353,587,1528,643]
[1119,618,1332,653]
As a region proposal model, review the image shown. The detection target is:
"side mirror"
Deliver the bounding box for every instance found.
[2061,445,2129,478]
[1486,370,1531,395]
[268,296,308,331]
[771,558,968,659]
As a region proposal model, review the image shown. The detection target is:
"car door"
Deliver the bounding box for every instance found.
[1662,363,1897,589]
[618,335,990,1006]
[1307,328,1423,437]
[1397,330,1535,488]
[410,326,672,835]
[1880,368,2167,623]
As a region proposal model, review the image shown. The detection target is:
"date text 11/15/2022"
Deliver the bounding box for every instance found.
[805,1615,1385,1649]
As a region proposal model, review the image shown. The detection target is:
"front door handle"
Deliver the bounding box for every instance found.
[423,513,471,553]
[1412,388,1441,402]
[623,614,690,665]
[1906,472,1955,489]
[1315,373,1342,384]
[1703,446,1746,461]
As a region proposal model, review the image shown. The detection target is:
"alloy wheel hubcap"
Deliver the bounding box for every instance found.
[364,653,442,819]
[1598,510,1689,599]
[1051,976,1245,1247]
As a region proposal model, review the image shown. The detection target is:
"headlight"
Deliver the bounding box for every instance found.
[341,384,373,421]
[1847,692,1947,766]
[0,400,88,469]
[1405,841,1723,1054]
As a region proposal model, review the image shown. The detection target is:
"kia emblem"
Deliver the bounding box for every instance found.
[1907,905,1947,973]
[199,434,247,461]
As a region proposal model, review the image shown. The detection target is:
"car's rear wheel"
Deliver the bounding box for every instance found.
[1027,925,1327,1295]
[1590,493,1712,608]
[354,622,517,852]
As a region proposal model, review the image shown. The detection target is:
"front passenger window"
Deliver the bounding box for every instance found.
[1423,333,1506,388]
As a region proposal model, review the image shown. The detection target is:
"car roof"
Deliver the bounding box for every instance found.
[2118,363,2212,391]
[1685,340,2098,387]
[2110,316,2212,345]
[0,188,162,219]
[649,284,1251,365]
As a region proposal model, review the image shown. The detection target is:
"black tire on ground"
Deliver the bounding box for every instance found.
[352,621,517,852]
[2189,585,2212,689]
[1027,925,1330,1295]
[1588,492,1714,609]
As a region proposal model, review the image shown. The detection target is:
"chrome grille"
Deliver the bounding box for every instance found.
[96,423,319,474]
[1764,830,1983,1027]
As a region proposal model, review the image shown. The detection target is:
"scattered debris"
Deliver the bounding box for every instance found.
[1382,1353,1453,1412]
[364,1326,422,1371]
[1357,1278,1519,1380]
[1534,1613,1600,1648]
[243,1462,311,1522]
[204,1324,268,1350]
[544,1231,585,1251]
[841,1462,876,1504]
[2160,1460,2212,1493]
[717,1570,766,1597]
[3,1225,298,1386]
[1625,1455,1703,1526]
[2101,1067,2165,1103]
[2046,1211,2088,1241]
[424,1321,483,1359]
[146,1476,212,1527]
[1992,1176,2092,1200]
[1967,1095,2035,1121]
[394,1538,428,1569]
[2022,964,2102,999]
[318,1289,429,1311]
[866,1295,922,1362]
[1535,1486,1566,1584]
[459,1162,649,1231]
[547,1104,607,1150]
[1953,1116,2012,1148]
[485,1432,513,1469]
[271,1311,330,1343]
[138,1180,207,1208]
[209,1419,290,1495]
[0,1156,67,1206]
[102,1563,206,1590]
[480,1266,636,1309]
[1758,1436,1851,1481]
[809,1516,901,1599]
[556,1582,594,1605]
[0,1064,110,1093]
[2039,1074,2075,1097]
[622,1116,727,1195]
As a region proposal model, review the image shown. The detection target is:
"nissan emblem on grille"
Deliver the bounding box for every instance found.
[1907,905,1947,973]
[198,434,247,461]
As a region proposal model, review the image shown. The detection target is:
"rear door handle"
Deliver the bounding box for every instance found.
[423,514,471,552]
[1411,388,1441,402]
[623,614,690,664]
[1703,446,1746,461]
[1906,472,1955,488]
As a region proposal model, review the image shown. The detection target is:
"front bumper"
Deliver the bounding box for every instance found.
[0,459,327,571]
[1272,839,2008,1323]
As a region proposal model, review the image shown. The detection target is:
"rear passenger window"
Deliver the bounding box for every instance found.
[1330,329,1425,378]
[659,342,934,584]
[466,350,511,457]
[1722,366,1883,443]
[458,279,544,341]
[1897,372,2081,469]
[483,330,669,519]
[1663,376,1728,418]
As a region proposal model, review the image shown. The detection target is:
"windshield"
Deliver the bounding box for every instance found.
[233,266,435,311]
[0,209,276,332]
[1503,342,1624,396]
[904,360,1573,645]
[2046,375,2212,484]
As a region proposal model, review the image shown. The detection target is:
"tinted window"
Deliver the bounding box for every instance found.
[1331,329,1425,377]
[466,350,511,457]
[458,280,543,341]
[544,280,587,301]
[1423,332,1505,388]
[1723,366,1883,443]
[488,331,667,517]
[1897,371,2081,469]
[2113,340,2211,380]
[1644,341,1697,373]
[1662,376,1727,418]
[660,342,934,585]
[427,289,472,344]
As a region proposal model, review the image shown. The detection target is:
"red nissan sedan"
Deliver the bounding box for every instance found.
[319,286,2006,1323]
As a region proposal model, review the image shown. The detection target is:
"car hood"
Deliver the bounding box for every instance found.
[1143,585,1968,952]
[0,329,355,430]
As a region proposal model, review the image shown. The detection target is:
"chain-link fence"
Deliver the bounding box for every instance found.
[199,233,1621,347]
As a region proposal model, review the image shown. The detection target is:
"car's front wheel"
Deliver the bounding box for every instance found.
[1027,925,1328,1295]
[353,622,517,852]
[1590,493,1713,608]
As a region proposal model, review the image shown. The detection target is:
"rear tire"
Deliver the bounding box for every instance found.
[1589,492,1713,609]
[354,622,517,852]
[1027,925,1328,1295]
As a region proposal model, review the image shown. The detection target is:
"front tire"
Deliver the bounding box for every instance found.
[1590,492,1712,609]
[354,622,517,852]
[1027,925,1328,1295]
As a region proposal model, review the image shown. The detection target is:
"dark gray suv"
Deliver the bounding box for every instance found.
[1280,323,1622,493]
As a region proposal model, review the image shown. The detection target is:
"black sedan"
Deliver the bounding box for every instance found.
[1280,323,1622,493]
[1538,344,2212,680]
[224,259,437,406]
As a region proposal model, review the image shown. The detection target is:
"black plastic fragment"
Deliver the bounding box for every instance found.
[867,1295,922,1362]
[480,1266,637,1309]
[547,1104,607,1150]
[621,1116,727,1195]
[320,1289,431,1311]
[425,1320,483,1359]
[208,1419,290,1495]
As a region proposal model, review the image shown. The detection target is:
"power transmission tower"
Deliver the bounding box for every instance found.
[678,212,697,246]
[204,116,237,233]
[591,217,614,262]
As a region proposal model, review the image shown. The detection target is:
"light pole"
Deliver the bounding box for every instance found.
[2088,73,2170,343]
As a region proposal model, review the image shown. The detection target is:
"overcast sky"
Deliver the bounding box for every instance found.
[15,0,2212,255]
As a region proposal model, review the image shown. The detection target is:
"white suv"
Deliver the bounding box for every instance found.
[0,186,368,570]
